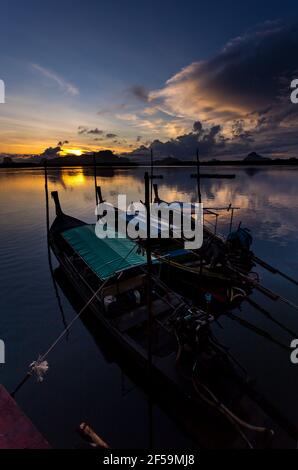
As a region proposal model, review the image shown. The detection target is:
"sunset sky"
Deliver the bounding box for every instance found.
[1,0,298,159]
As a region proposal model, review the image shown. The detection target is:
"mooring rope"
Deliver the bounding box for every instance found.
[11,242,139,396]
[11,278,110,396]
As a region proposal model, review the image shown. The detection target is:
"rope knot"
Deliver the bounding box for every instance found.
[30,356,49,383]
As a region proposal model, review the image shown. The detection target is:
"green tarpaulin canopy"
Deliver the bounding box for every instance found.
[62,224,148,280]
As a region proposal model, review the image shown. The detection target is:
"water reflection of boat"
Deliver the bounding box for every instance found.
[49,191,293,449]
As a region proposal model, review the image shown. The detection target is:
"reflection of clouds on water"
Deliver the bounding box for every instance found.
[144,168,297,243]
[149,168,298,243]
[210,171,298,243]
[0,167,297,243]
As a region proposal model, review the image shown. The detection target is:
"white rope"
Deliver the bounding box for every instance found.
[29,242,140,381]
[39,278,110,363]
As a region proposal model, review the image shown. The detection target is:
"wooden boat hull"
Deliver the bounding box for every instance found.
[49,227,292,449]
[47,190,294,449]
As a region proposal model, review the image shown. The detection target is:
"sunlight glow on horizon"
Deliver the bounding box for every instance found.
[60,147,83,157]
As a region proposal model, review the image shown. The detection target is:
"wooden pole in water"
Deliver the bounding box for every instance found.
[196,149,202,205]
[45,161,50,237]
[229,208,235,234]
[93,154,99,208]
[12,162,67,397]
[144,172,153,370]
[145,171,154,450]
[150,149,154,203]
[195,150,204,276]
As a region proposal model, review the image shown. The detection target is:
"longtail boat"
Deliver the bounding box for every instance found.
[96,183,255,308]
[48,190,294,448]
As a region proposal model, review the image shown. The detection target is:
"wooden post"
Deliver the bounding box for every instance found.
[214,214,219,235]
[153,184,160,203]
[93,154,99,209]
[229,209,235,234]
[150,149,154,203]
[144,172,153,370]
[195,150,204,275]
[196,149,202,205]
[145,172,155,449]
[45,161,50,234]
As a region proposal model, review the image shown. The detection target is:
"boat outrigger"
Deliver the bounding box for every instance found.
[48,187,295,448]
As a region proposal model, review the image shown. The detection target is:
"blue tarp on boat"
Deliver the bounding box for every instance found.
[62,224,148,280]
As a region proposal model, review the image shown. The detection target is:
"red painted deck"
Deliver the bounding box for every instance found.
[0,385,50,449]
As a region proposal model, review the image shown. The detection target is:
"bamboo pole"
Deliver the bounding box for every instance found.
[145,171,155,450]
[144,172,153,370]
[196,149,202,205]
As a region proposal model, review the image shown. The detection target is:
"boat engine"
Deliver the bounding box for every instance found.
[173,308,214,353]
[227,227,253,251]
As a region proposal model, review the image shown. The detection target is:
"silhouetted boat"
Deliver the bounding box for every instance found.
[48,190,294,448]
[96,184,255,308]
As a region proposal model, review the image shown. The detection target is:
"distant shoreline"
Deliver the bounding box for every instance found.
[0,159,298,169]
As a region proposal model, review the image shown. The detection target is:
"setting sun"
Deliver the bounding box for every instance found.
[60,147,83,157]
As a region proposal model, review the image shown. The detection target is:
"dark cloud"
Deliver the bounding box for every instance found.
[40,146,61,158]
[78,126,88,134]
[78,127,103,135]
[87,128,103,135]
[231,120,254,143]
[57,140,69,146]
[152,21,298,115]
[129,121,226,160]
[130,85,149,102]
[146,21,298,158]
[193,121,203,134]
[106,133,118,139]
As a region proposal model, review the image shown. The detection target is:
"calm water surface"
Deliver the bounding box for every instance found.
[0,166,298,448]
